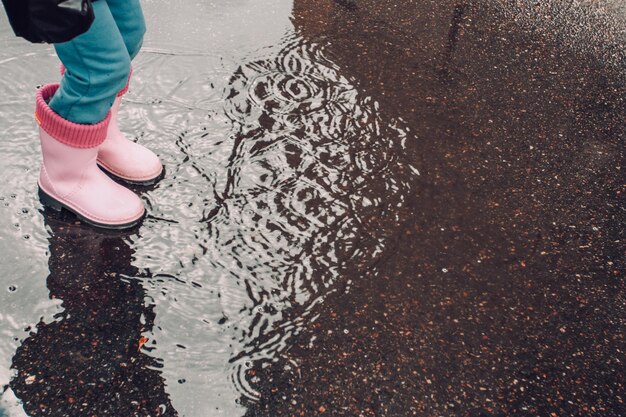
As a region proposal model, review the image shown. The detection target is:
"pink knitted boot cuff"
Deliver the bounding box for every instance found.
[35,84,111,149]
[60,65,131,97]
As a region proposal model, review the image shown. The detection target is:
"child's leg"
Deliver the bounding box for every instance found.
[106,0,146,60]
[91,0,163,186]
[49,1,130,125]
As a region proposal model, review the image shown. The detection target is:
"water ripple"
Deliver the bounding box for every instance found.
[216,33,419,401]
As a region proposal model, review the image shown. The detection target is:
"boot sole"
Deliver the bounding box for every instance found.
[97,161,164,186]
[38,186,144,230]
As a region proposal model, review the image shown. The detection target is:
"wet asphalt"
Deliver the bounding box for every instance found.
[1,0,625,416]
[244,1,625,416]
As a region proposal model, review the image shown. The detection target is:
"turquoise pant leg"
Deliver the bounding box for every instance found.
[49,0,146,124]
[106,0,146,59]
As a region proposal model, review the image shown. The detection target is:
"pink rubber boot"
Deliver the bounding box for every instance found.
[36,84,145,229]
[96,85,163,185]
[59,65,163,185]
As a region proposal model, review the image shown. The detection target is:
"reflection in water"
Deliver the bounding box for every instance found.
[10,211,176,416]
[218,33,420,401]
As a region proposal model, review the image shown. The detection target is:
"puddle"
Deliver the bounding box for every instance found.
[1,0,419,415]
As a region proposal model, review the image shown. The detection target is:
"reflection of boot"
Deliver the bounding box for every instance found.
[97,91,163,185]
[36,84,145,229]
[10,216,177,416]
